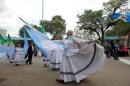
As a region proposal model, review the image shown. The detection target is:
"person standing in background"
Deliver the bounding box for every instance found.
[14,43,25,66]
[25,42,34,64]
[127,31,130,57]
[66,30,73,39]
[110,40,118,60]
[52,34,61,40]
[121,31,130,57]
[104,42,111,58]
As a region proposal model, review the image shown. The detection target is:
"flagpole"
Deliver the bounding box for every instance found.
[41,0,44,33]
[42,0,44,21]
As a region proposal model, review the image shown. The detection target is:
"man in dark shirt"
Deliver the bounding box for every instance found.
[25,42,34,64]
[110,40,118,60]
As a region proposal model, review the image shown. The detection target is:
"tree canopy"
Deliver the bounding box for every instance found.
[103,0,128,15]
[40,15,66,36]
[105,20,130,36]
[77,0,129,45]
[19,25,30,38]
[19,15,66,37]
[77,10,112,45]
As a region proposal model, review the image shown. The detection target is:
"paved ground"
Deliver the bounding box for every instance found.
[0,57,130,86]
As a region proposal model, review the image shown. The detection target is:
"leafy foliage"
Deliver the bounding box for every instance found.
[40,15,66,36]
[19,25,29,37]
[103,0,128,15]
[77,10,113,45]
[19,15,66,37]
[105,20,130,36]
[77,0,129,45]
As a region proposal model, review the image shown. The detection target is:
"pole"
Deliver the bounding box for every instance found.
[42,0,44,21]
[41,0,44,33]
[19,17,29,25]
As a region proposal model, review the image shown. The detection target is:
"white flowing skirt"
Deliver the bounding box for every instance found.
[13,48,25,64]
[59,43,106,83]
[43,48,53,66]
[49,47,64,69]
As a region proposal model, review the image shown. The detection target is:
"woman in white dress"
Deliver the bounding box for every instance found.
[13,43,25,66]
[49,35,64,70]
[56,30,106,83]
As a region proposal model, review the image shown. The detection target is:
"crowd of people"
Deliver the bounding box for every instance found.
[104,32,130,60]
[7,29,130,83]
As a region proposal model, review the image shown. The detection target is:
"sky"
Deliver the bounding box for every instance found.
[0,0,109,37]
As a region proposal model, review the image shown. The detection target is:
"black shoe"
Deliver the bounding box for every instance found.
[10,61,13,63]
[56,79,64,83]
[114,58,119,60]
[29,63,33,64]
[15,64,19,66]
[44,64,48,67]
[25,61,28,64]
[53,68,59,71]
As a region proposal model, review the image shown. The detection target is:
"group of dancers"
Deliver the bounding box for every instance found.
[41,30,106,83]
[0,29,106,84]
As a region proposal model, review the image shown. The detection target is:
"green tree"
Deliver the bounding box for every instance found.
[19,25,28,37]
[103,0,128,15]
[77,0,128,45]
[19,25,39,37]
[19,15,66,38]
[40,15,66,36]
[104,0,128,37]
[40,20,52,33]
[105,20,130,36]
[77,10,112,45]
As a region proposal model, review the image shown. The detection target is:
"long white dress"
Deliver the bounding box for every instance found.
[59,39,106,83]
[13,47,25,64]
[43,40,64,69]
[49,41,64,69]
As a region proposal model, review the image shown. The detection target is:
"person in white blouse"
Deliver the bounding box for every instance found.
[56,30,106,83]
[13,43,25,66]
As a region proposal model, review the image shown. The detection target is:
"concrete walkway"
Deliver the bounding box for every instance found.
[0,57,130,86]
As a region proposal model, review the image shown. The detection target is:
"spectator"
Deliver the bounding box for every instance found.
[110,40,118,60]
[25,42,34,64]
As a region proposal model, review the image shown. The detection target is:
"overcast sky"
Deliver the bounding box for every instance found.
[0,0,109,36]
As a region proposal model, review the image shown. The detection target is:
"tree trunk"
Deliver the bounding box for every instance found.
[101,31,105,46]
[95,31,101,41]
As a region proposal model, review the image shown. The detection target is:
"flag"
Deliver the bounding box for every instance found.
[125,12,130,23]
[6,34,15,62]
[7,34,14,46]
[19,17,45,33]
[111,13,121,19]
[19,17,29,25]
[111,12,130,23]
[0,34,6,61]
[0,34,5,45]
